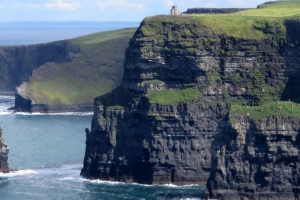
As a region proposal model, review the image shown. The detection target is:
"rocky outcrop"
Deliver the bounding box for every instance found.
[82,6,300,199]
[0,126,10,173]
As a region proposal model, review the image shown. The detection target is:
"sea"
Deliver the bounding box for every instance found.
[0,95,204,200]
[0,22,204,199]
[0,21,140,45]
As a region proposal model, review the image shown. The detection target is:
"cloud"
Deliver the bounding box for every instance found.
[96,0,145,12]
[45,0,81,11]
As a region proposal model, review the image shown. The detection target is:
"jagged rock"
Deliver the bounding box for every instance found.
[0,126,10,173]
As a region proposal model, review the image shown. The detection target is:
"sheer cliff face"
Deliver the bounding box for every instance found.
[205,116,300,200]
[81,12,300,189]
[83,100,228,184]
[0,41,68,90]
[203,19,300,199]
[81,15,300,186]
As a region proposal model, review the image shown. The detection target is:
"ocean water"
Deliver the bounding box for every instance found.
[0,96,205,200]
[0,21,139,45]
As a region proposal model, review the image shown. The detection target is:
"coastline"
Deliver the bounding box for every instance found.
[14,92,94,114]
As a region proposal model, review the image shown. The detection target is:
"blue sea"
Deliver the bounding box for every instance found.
[0,96,204,200]
[0,21,140,45]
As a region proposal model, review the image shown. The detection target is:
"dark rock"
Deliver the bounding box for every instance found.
[204,116,300,199]
[81,99,229,184]
[0,126,10,173]
[81,13,300,199]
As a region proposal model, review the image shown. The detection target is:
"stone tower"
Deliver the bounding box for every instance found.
[170,6,180,15]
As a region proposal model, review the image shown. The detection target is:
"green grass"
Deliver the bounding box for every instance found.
[143,16,279,40]
[144,1,300,40]
[238,1,300,17]
[25,28,136,105]
[197,16,282,40]
[146,88,202,105]
[27,68,116,105]
[230,101,300,121]
[70,28,136,44]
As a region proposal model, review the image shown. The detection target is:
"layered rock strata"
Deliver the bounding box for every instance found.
[0,127,10,173]
[82,95,228,184]
[205,115,300,199]
[82,12,300,188]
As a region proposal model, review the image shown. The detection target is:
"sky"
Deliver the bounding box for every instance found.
[0,0,275,22]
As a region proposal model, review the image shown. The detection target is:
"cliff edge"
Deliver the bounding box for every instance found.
[81,1,300,198]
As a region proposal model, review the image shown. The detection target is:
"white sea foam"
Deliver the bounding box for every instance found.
[0,95,14,114]
[58,177,76,181]
[0,111,13,115]
[0,169,37,178]
[79,178,127,185]
[0,95,15,99]
[80,178,201,188]
[35,164,82,177]
[162,183,178,187]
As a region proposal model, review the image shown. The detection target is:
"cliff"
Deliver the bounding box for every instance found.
[81,1,300,197]
[0,41,68,90]
[12,28,136,113]
[0,126,10,173]
[204,104,300,199]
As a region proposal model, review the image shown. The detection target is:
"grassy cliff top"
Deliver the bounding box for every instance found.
[142,1,300,40]
[240,1,300,17]
[70,28,136,44]
[25,28,136,105]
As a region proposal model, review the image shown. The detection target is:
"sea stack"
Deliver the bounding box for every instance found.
[0,126,10,173]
